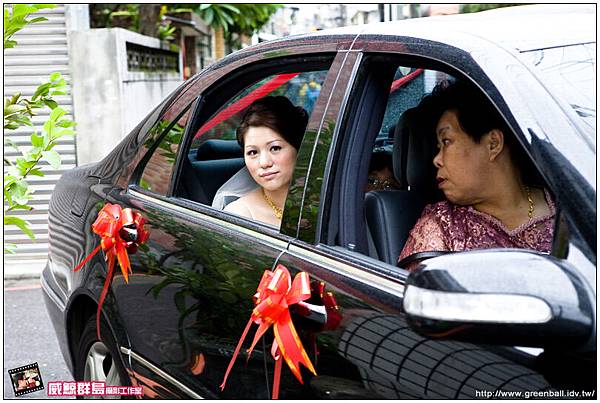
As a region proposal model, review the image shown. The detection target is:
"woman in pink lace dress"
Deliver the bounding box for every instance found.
[398,80,555,269]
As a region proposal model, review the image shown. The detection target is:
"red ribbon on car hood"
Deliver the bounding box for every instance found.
[220,264,317,399]
[73,203,148,339]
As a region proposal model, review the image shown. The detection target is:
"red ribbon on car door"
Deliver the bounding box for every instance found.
[220,264,317,399]
[73,203,148,339]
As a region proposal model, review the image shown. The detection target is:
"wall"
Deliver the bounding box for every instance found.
[70,28,183,165]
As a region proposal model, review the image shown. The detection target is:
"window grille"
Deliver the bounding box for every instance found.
[126,42,179,73]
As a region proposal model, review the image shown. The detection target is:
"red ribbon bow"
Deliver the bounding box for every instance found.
[73,203,148,339]
[220,264,317,399]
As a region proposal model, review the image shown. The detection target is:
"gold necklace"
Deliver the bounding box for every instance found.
[262,189,283,220]
[525,186,535,219]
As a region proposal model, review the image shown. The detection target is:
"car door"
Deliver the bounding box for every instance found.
[263,46,571,399]
[102,45,357,398]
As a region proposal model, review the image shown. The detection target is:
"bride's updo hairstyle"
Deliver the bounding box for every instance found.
[236,96,309,151]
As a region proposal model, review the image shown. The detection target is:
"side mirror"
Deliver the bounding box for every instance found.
[403,250,595,350]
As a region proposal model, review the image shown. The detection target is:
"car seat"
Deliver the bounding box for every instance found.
[364,106,440,265]
[178,139,245,205]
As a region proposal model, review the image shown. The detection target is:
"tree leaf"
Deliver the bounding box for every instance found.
[5,104,27,115]
[14,179,30,194]
[10,203,33,211]
[220,4,241,14]
[8,166,22,178]
[33,4,57,10]
[49,72,61,81]
[31,132,44,147]
[10,92,21,104]
[4,188,13,206]
[202,7,214,25]
[51,78,66,88]
[32,83,51,101]
[29,16,47,23]
[13,191,33,206]
[51,130,75,141]
[50,106,66,121]
[43,119,54,139]
[16,158,36,171]
[43,99,58,110]
[42,150,61,169]
[57,120,76,128]
[4,138,20,152]
[24,148,41,162]
[12,4,38,17]
[4,216,35,240]
[27,168,44,177]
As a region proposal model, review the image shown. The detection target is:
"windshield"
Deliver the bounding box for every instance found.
[520,42,596,144]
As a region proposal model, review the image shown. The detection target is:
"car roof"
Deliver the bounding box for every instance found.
[301,4,595,53]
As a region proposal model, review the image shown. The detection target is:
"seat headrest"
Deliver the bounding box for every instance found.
[196,139,242,161]
[392,111,411,188]
[407,121,437,190]
[394,106,440,200]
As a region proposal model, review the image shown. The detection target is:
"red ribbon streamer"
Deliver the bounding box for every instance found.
[390,68,424,93]
[220,264,316,399]
[73,203,148,340]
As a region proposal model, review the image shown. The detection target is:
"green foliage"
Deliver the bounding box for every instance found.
[90,4,281,52]
[4,4,55,49]
[4,103,75,211]
[3,4,76,254]
[157,20,176,41]
[4,73,67,129]
[193,3,282,37]
[461,4,525,13]
[196,3,240,33]
[169,4,281,46]
[156,125,183,163]
[230,4,282,38]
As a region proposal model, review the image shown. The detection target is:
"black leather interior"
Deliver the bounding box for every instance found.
[365,106,439,265]
[179,155,210,204]
[196,139,242,161]
[179,139,245,205]
[365,190,426,264]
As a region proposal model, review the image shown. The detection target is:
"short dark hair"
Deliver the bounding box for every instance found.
[236,96,308,150]
[427,79,512,143]
[423,79,540,185]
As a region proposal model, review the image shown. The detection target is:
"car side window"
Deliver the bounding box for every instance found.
[137,101,195,195]
[332,58,556,269]
[176,69,329,210]
[362,66,453,264]
[366,68,452,193]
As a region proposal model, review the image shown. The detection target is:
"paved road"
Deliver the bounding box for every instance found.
[4,278,74,399]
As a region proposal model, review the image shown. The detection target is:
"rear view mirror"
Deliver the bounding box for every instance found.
[403,250,595,350]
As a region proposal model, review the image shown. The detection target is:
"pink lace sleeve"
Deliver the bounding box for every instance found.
[398,207,449,269]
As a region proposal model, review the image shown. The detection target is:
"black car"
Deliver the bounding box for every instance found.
[42,5,596,399]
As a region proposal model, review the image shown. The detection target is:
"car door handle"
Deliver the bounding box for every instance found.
[292,301,328,326]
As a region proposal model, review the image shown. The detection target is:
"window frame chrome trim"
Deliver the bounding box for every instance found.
[128,187,290,250]
[287,243,405,299]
